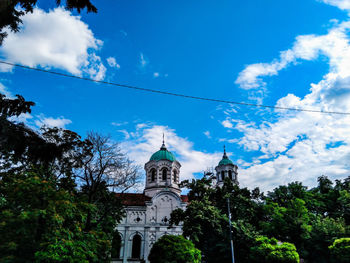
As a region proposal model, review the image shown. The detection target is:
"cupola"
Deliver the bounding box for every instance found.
[144,135,181,197]
[215,146,238,187]
[150,142,176,162]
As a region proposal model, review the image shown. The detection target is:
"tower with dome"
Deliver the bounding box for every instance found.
[215,146,238,187]
[112,141,238,263]
[144,138,182,197]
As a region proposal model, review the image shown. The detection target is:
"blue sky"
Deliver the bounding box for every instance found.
[1,0,350,192]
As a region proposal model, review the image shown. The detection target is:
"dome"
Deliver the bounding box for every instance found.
[219,158,234,166]
[150,143,176,162]
[218,146,234,166]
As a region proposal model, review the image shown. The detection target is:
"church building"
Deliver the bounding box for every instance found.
[111,141,238,263]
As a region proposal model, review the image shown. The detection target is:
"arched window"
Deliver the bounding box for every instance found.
[111,232,121,258]
[221,171,225,180]
[131,234,142,259]
[228,170,233,180]
[162,169,167,181]
[173,170,177,183]
[151,169,156,182]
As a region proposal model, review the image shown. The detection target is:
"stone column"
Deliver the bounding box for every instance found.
[144,226,150,263]
[122,226,129,263]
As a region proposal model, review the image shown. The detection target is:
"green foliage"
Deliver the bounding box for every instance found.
[262,198,311,249]
[171,178,261,263]
[170,197,229,262]
[0,169,106,262]
[173,175,350,263]
[250,236,300,263]
[148,235,201,263]
[305,216,346,262]
[0,93,133,262]
[0,94,88,173]
[329,238,350,263]
[181,177,215,201]
[3,92,350,263]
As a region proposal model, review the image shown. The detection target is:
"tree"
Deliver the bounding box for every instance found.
[214,180,265,228]
[0,94,87,176]
[261,198,311,259]
[329,238,350,263]
[170,197,228,262]
[171,178,261,263]
[211,180,264,262]
[76,131,141,231]
[0,92,139,261]
[305,216,347,263]
[148,235,201,263]
[266,182,314,209]
[78,131,140,193]
[250,236,300,263]
[180,176,215,202]
[0,0,97,45]
[0,168,104,262]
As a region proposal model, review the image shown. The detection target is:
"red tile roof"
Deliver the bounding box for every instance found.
[181,195,189,203]
[116,193,189,206]
[116,193,151,206]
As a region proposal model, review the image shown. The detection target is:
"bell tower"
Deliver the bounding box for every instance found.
[215,146,238,187]
[144,136,181,197]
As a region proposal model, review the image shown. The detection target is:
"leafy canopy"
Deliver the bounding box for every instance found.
[329,238,350,263]
[0,92,139,262]
[250,236,300,263]
[148,235,201,263]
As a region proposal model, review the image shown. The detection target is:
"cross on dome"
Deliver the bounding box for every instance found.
[218,145,234,166]
[161,132,166,150]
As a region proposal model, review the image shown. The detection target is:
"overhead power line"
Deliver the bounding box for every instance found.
[1,60,350,116]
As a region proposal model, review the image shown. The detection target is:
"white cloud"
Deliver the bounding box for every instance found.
[222,119,234,128]
[8,113,33,124]
[204,131,211,139]
[153,72,159,78]
[321,0,350,11]
[227,101,350,191]
[0,63,12,72]
[139,53,148,68]
[0,83,14,98]
[121,124,222,185]
[227,19,350,191]
[0,7,106,80]
[35,115,72,128]
[136,123,148,129]
[118,129,130,140]
[235,21,350,90]
[111,121,128,127]
[107,57,120,69]
[82,53,106,81]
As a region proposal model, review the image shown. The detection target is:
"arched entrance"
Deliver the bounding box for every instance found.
[131,234,142,259]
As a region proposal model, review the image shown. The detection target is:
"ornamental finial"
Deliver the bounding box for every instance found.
[223,145,228,159]
[161,133,166,150]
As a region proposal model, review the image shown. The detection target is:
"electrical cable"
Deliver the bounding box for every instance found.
[1,60,350,115]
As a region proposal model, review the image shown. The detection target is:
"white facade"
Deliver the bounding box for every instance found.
[113,191,187,263]
[112,144,237,263]
[112,143,187,263]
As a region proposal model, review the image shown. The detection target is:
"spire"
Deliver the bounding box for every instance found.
[160,133,167,150]
[223,145,228,159]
